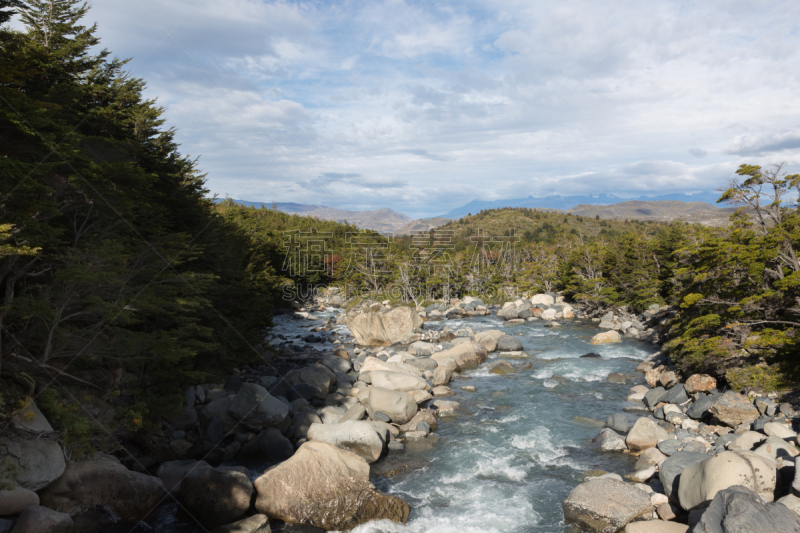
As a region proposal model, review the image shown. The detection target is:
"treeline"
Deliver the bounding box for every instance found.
[0,0,359,440]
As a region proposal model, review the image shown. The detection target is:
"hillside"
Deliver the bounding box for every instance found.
[567,200,737,224]
[395,217,453,235]
[227,200,412,233]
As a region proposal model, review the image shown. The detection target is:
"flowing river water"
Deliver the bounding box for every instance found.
[152,310,654,533]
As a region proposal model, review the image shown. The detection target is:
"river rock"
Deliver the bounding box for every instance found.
[432,399,461,416]
[0,485,39,515]
[764,421,797,440]
[254,441,409,530]
[180,466,253,530]
[659,451,709,501]
[9,505,73,533]
[692,485,800,533]
[562,478,652,532]
[685,374,716,394]
[708,392,760,428]
[644,387,668,409]
[627,417,670,452]
[0,438,66,491]
[607,413,631,434]
[628,385,649,402]
[430,342,487,371]
[663,384,689,405]
[591,428,628,452]
[210,513,270,533]
[285,364,337,400]
[530,293,554,305]
[687,393,721,420]
[431,386,453,396]
[473,330,505,352]
[636,447,668,469]
[346,306,422,346]
[496,334,523,351]
[678,451,776,510]
[228,383,289,430]
[367,388,417,425]
[778,494,800,516]
[369,370,428,392]
[38,456,163,521]
[754,435,799,461]
[237,427,294,463]
[488,361,515,375]
[307,421,385,463]
[157,459,210,497]
[657,439,682,456]
[399,410,438,434]
[360,356,422,377]
[625,522,688,533]
[726,431,766,452]
[590,330,621,345]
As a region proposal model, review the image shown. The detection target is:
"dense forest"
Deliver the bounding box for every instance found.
[2,0,799,460]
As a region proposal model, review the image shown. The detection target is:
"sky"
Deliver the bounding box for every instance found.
[14,0,800,218]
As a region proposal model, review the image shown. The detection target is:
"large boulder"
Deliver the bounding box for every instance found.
[369,371,428,392]
[590,330,622,345]
[0,438,66,491]
[692,485,800,533]
[659,452,709,502]
[708,392,760,428]
[179,466,253,530]
[285,364,337,400]
[157,459,210,498]
[625,522,688,533]
[562,478,652,532]
[473,330,505,352]
[590,428,628,452]
[254,441,410,530]
[38,456,164,521]
[367,388,417,425]
[9,505,73,533]
[626,417,670,452]
[307,421,385,463]
[530,294,554,306]
[677,451,776,510]
[488,361,516,375]
[228,383,289,430]
[430,342,487,371]
[432,365,453,386]
[346,307,422,346]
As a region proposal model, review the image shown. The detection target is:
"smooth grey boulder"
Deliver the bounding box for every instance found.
[285,364,338,400]
[658,439,683,456]
[405,357,438,371]
[645,387,668,409]
[157,459,211,497]
[319,354,351,374]
[179,466,253,530]
[590,428,628,452]
[663,384,689,405]
[709,391,760,427]
[678,451,776,510]
[307,420,385,463]
[606,413,631,434]
[367,388,418,425]
[339,403,367,422]
[228,383,289,430]
[369,370,428,392]
[692,485,800,533]
[688,393,722,420]
[659,451,709,502]
[626,417,670,452]
[496,335,523,352]
[562,478,652,532]
[0,485,39,516]
[0,439,66,491]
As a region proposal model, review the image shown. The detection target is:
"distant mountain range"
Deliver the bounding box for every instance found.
[226,191,731,233]
[438,192,723,219]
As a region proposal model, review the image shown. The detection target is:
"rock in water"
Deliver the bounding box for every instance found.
[590,428,628,452]
[677,451,776,510]
[496,334,523,351]
[307,421,385,463]
[38,456,164,521]
[210,514,271,533]
[488,361,515,375]
[346,307,422,346]
[179,466,253,530]
[590,330,621,345]
[708,391,760,427]
[693,485,800,533]
[626,417,669,452]
[254,441,409,530]
[562,478,652,532]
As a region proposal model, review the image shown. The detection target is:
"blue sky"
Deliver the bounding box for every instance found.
[13,0,800,218]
